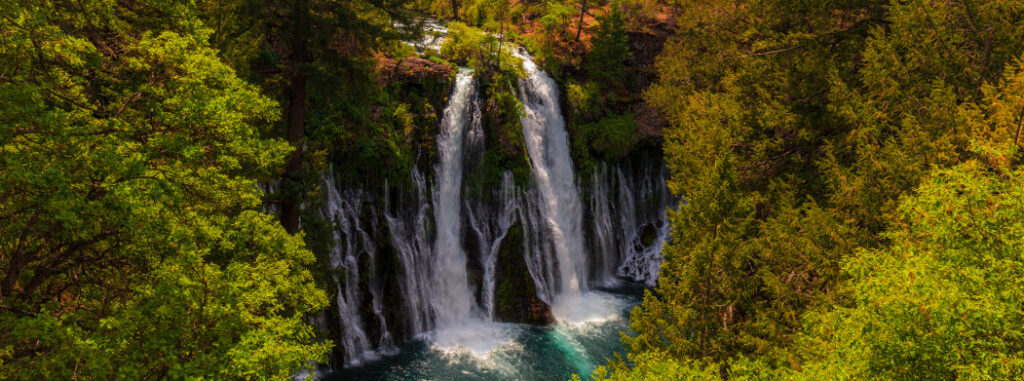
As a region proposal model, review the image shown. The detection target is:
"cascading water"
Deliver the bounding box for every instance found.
[322,171,393,366]
[385,169,436,335]
[512,48,588,304]
[431,68,480,326]
[320,28,675,376]
[465,171,519,319]
[588,159,672,287]
[615,163,671,286]
[588,165,621,286]
[518,187,558,304]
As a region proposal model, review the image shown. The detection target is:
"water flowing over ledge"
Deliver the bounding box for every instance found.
[317,30,675,374]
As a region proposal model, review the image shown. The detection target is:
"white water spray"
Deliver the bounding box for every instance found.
[322,171,393,366]
[320,30,674,367]
[512,48,603,323]
[432,68,480,326]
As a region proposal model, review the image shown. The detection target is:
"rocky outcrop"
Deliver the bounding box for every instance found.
[494,223,555,326]
[375,56,454,85]
[632,102,666,141]
[626,12,674,144]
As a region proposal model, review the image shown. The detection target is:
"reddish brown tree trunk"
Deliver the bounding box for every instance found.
[280,0,308,234]
[576,0,587,42]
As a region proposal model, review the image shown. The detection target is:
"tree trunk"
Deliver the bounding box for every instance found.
[1015,110,1024,146]
[280,0,308,234]
[576,0,587,42]
[451,0,459,20]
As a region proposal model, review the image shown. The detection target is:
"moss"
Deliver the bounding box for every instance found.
[494,223,528,319]
[494,222,554,325]
[462,67,533,190]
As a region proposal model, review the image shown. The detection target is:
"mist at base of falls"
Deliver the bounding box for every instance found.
[324,284,643,381]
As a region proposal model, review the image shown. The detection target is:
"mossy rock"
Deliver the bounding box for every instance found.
[493,222,554,325]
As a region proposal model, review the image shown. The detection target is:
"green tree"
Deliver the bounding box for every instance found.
[197,0,416,233]
[620,0,1024,377]
[585,6,631,96]
[794,150,1024,380]
[604,150,1024,380]
[821,0,1024,234]
[0,0,328,378]
[630,0,884,362]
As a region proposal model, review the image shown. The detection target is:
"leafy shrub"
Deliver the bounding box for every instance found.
[583,113,637,160]
[440,22,524,77]
[567,81,603,121]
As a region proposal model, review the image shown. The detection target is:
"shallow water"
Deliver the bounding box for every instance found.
[325,285,643,381]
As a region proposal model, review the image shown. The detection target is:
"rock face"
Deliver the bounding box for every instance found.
[375,56,455,85]
[625,15,674,143]
[632,102,666,141]
[494,223,555,326]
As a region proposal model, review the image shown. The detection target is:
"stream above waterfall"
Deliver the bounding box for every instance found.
[324,284,643,381]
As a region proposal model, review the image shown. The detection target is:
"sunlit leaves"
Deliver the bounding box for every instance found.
[0,0,327,378]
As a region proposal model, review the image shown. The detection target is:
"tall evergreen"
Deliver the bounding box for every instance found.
[608,0,1024,378]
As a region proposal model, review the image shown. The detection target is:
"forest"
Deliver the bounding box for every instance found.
[1,0,1023,380]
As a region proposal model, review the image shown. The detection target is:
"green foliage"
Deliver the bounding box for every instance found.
[587,351,721,381]
[0,0,328,378]
[567,81,604,121]
[585,7,632,97]
[441,22,524,77]
[582,114,638,160]
[794,158,1024,380]
[323,67,448,190]
[540,2,573,36]
[621,0,1024,378]
[586,351,784,381]
[470,66,532,188]
[628,155,1024,380]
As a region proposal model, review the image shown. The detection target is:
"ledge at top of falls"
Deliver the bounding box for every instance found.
[375,56,455,85]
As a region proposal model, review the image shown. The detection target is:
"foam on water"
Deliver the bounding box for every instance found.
[326,286,642,381]
[428,320,521,359]
[552,291,625,326]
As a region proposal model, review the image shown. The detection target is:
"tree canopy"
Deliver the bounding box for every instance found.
[0,0,328,378]
[612,0,1024,379]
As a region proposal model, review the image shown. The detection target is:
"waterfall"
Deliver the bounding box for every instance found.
[615,164,671,286]
[319,31,676,367]
[383,69,484,337]
[431,68,480,326]
[466,172,519,319]
[589,164,620,286]
[518,187,557,303]
[322,171,393,366]
[587,159,672,287]
[512,48,588,304]
[385,169,436,335]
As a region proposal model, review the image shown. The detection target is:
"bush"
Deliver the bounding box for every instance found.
[566,81,603,121]
[440,22,524,77]
[583,113,637,160]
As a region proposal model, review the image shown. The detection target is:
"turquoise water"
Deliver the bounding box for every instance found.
[326,285,642,381]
